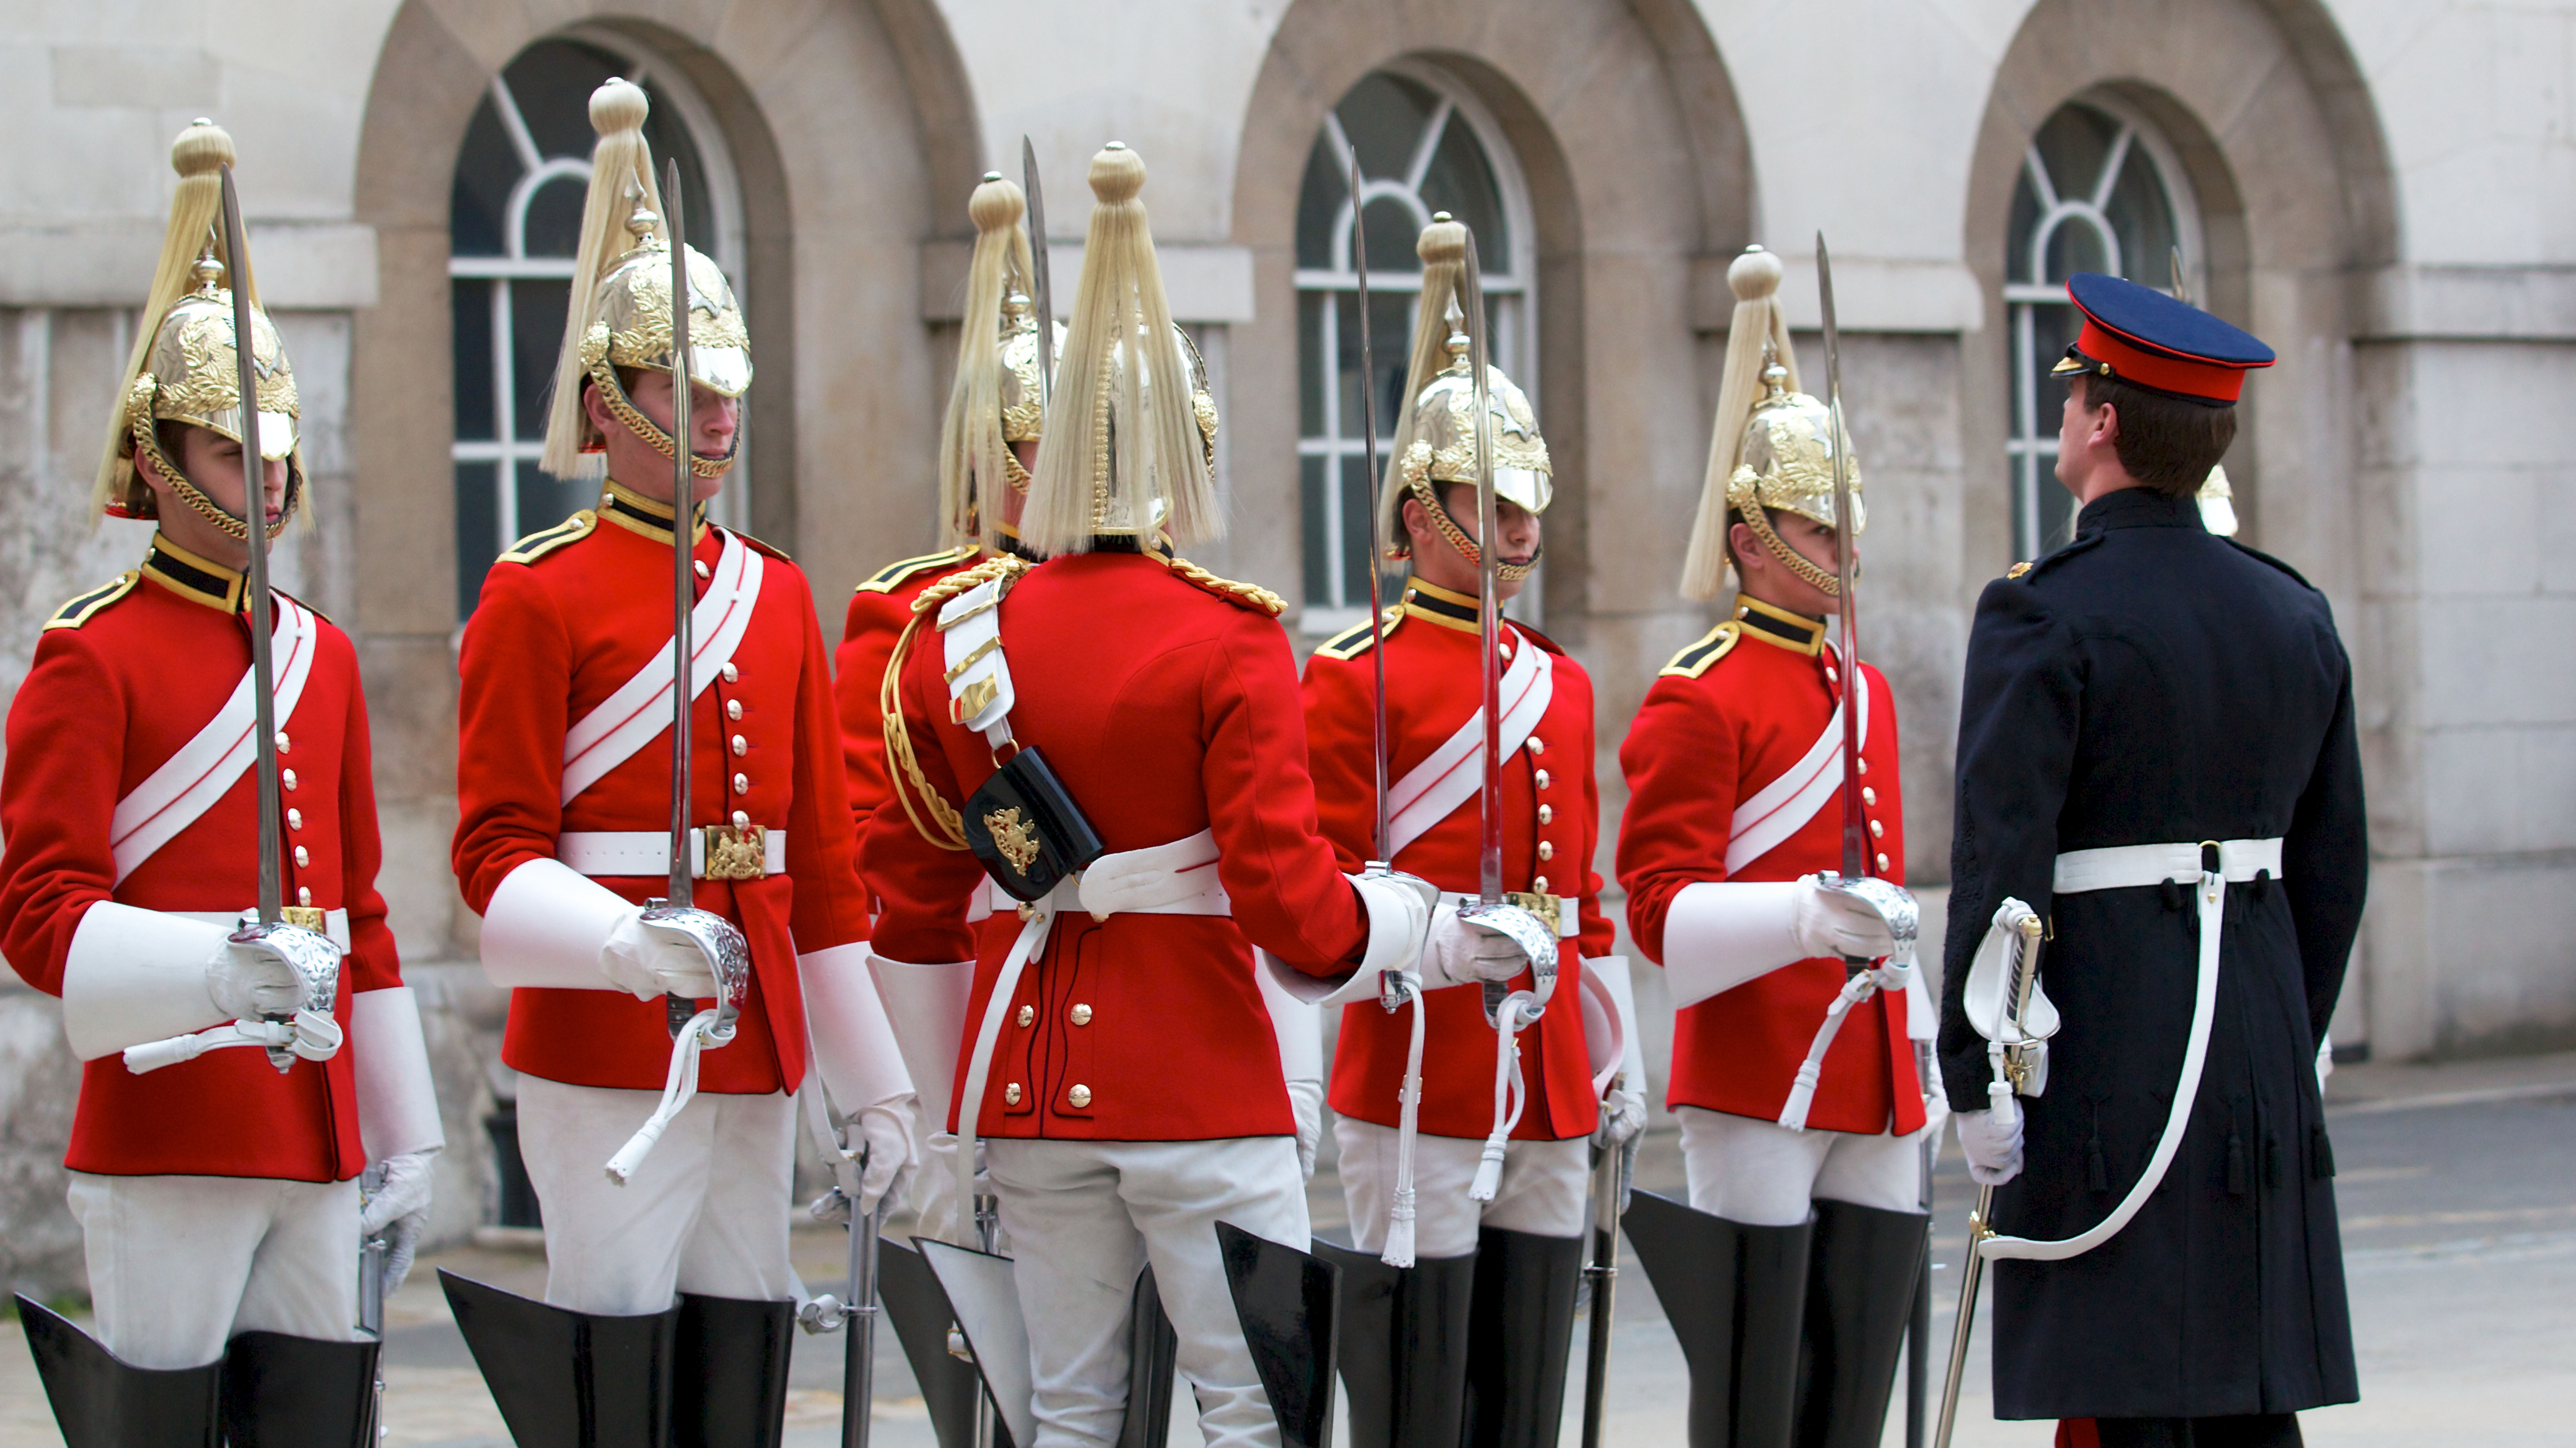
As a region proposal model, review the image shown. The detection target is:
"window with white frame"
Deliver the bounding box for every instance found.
[1293,66,1533,635]
[447,36,746,619]
[2004,96,2202,560]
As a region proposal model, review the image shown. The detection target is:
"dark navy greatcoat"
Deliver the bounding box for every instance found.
[1938,486,2366,1420]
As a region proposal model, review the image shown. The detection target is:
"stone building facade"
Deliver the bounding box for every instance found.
[2,0,2569,1292]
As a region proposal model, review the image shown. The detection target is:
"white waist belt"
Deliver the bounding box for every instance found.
[1434,890,1578,940]
[1979,835,2285,1266]
[557,828,788,879]
[179,908,352,952]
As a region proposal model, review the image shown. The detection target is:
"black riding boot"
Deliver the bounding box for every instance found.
[220,1329,382,1446]
[17,1295,220,1448]
[1623,1191,1813,1448]
[878,1237,986,1448]
[674,1293,796,1448]
[440,1268,682,1447]
[1461,1226,1586,1448]
[1314,1240,1477,1448]
[1118,1262,1179,1448]
[1792,1199,1930,1448]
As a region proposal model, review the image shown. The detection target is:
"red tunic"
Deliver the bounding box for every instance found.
[1615,597,1918,1134]
[864,550,1372,1142]
[835,546,980,832]
[1301,579,1614,1142]
[0,539,401,1181]
[452,484,871,1095]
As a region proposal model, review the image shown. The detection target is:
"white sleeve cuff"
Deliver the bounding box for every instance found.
[801,943,915,1114]
[478,857,630,991]
[1257,957,1324,1082]
[1577,955,1648,1094]
[1661,880,1806,1010]
[353,986,446,1159]
[59,902,231,1060]
[867,952,974,1130]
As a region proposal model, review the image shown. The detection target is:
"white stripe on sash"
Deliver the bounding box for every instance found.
[109,596,320,885]
[1385,628,1554,859]
[1723,656,1867,876]
[560,531,764,806]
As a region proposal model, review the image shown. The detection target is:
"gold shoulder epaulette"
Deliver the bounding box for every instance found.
[858,546,977,595]
[1165,556,1286,616]
[2005,561,2033,580]
[1313,607,1402,661]
[1660,621,1741,679]
[731,529,794,564]
[497,510,597,565]
[43,571,139,631]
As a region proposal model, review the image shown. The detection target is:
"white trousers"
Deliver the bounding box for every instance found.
[985,1136,1309,1448]
[1334,1120,1590,1259]
[1677,1106,1923,1227]
[67,1171,360,1370]
[517,1075,796,1315]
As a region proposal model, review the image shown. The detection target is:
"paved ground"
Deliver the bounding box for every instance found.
[6,1048,2573,1445]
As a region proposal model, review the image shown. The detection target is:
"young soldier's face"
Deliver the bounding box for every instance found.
[1728,510,1847,618]
[589,370,739,506]
[1403,484,1541,599]
[148,424,289,566]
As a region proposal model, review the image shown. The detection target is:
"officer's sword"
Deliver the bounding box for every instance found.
[1459,233,1505,920]
[1816,234,1867,888]
[1022,138,1054,415]
[218,168,285,935]
[1932,913,2045,1448]
[660,164,699,1040]
[1348,144,1392,862]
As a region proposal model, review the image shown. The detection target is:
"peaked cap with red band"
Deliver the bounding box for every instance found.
[2052,272,2275,405]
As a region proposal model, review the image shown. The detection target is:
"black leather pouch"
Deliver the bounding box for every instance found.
[964,746,1106,902]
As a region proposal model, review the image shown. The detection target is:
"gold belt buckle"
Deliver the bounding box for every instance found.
[280,905,328,933]
[1504,890,1562,939]
[701,823,769,882]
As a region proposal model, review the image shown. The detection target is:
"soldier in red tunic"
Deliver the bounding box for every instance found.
[445,81,915,1436]
[1616,246,1937,1448]
[1,120,440,1442]
[1299,217,1643,1448]
[864,143,1432,1448]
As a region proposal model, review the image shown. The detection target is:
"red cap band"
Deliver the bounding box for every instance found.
[2072,317,2256,404]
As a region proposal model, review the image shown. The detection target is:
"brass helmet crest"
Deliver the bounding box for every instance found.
[539,79,752,482]
[96,120,306,538]
[939,172,1064,548]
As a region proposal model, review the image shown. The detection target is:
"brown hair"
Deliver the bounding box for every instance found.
[2080,374,2236,495]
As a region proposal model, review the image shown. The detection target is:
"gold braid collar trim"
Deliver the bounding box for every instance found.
[881,554,1034,851]
[1736,499,1840,596]
[588,360,741,479]
[126,380,295,541]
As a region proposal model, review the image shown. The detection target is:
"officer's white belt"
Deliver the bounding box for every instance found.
[2052,837,2282,894]
[177,908,352,951]
[1433,890,1578,939]
[555,829,787,879]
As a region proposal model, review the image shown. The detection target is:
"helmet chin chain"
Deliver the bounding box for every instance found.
[128,410,297,542]
[588,362,741,479]
[1736,502,1842,597]
[1401,474,1539,582]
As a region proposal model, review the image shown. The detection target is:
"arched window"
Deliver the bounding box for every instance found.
[447,34,746,619]
[1293,65,1534,635]
[2004,96,2201,558]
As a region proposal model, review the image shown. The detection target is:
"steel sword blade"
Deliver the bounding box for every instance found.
[1022,138,1054,415]
[1816,233,1867,883]
[662,161,697,1038]
[1458,230,1503,909]
[217,167,284,927]
[1348,145,1394,864]
[1933,914,2046,1448]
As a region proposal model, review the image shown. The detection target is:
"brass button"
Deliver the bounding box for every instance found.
[1068,1084,1093,1109]
[1857,757,1869,775]
[274,731,291,753]
[731,735,747,756]
[1869,819,1884,839]
[292,845,309,868]
[1537,841,1555,861]
[1875,852,1890,872]
[1016,1005,1034,1027]
[732,810,750,828]
[297,886,313,907]
[694,560,711,580]
[1532,875,1549,893]
[732,772,749,793]
[1004,1083,1022,1106]
[286,808,303,831]
[726,700,742,721]
[281,768,298,791]
[1535,769,1551,790]
[1825,665,1839,685]
[1538,804,1553,824]
[1070,1003,1093,1026]
[722,662,739,683]
[1527,737,1545,755]
[1861,787,1876,807]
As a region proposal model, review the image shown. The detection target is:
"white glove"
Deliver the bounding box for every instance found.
[1422,902,1535,990]
[206,939,306,1020]
[1792,875,1898,962]
[851,1098,918,1218]
[597,909,720,1002]
[1596,1085,1647,1147]
[2315,1035,2334,1096]
[360,1151,437,1296]
[1916,1081,1951,1144]
[1286,1078,1325,1180]
[1955,1106,2024,1186]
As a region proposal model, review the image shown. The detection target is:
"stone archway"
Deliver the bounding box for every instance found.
[1229,0,1754,703]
